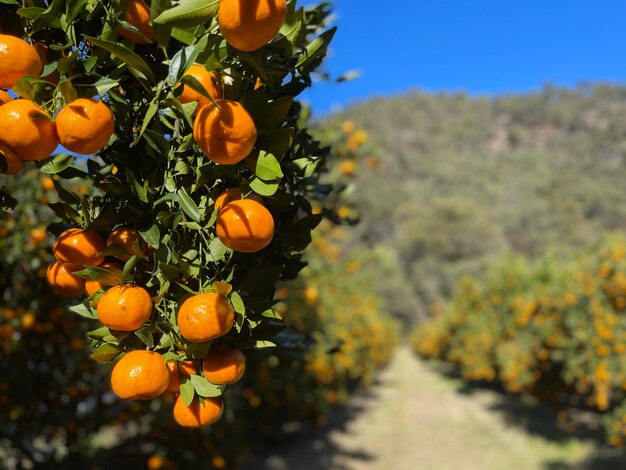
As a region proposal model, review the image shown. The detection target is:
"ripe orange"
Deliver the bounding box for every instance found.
[165,360,198,394]
[119,0,155,45]
[177,293,234,343]
[178,64,222,111]
[173,394,223,427]
[193,100,257,165]
[97,285,152,331]
[85,262,124,296]
[56,98,115,155]
[0,143,23,175]
[216,199,275,253]
[202,346,246,385]
[0,99,58,161]
[214,188,243,214]
[0,90,11,105]
[106,227,144,261]
[47,262,86,297]
[0,34,42,89]
[29,227,47,244]
[111,350,169,400]
[218,0,287,52]
[41,177,55,191]
[53,228,106,268]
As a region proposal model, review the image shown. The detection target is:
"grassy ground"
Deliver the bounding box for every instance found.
[245,346,626,470]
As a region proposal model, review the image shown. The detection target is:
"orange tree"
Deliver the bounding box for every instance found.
[0,0,338,442]
[411,236,626,446]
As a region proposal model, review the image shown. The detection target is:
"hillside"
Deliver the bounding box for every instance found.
[320,84,626,323]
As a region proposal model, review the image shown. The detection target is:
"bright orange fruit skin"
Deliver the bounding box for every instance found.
[202,346,246,385]
[111,350,169,400]
[0,143,23,175]
[0,99,58,161]
[165,360,198,394]
[56,98,115,155]
[97,285,153,331]
[218,0,287,52]
[46,262,86,297]
[173,395,223,427]
[53,228,106,268]
[119,0,156,44]
[178,64,223,111]
[177,293,235,343]
[216,199,275,253]
[193,100,257,165]
[0,34,42,89]
[0,90,11,105]
[107,227,143,261]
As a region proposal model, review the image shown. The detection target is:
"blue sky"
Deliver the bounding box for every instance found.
[302,0,626,115]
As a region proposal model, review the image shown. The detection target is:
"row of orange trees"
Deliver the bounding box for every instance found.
[0,121,397,468]
[411,236,626,446]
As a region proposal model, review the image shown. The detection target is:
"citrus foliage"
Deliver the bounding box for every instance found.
[411,236,626,445]
[0,0,340,429]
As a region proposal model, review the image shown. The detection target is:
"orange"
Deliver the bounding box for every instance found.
[53,228,106,268]
[216,199,274,253]
[85,262,124,296]
[202,346,246,385]
[0,34,42,89]
[0,99,58,161]
[193,100,257,165]
[0,90,11,105]
[46,262,86,297]
[106,227,143,261]
[214,188,242,214]
[0,143,23,175]
[177,293,234,343]
[218,0,287,52]
[119,0,155,45]
[97,285,152,331]
[178,64,222,111]
[111,350,169,400]
[173,395,223,427]
[41,177,55,191]
[165,360,198,393]
[29,228,47,244]
[56,98,115,155]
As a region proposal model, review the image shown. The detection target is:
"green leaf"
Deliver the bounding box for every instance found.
[70,303,98,320]
[185,341,212,359]
[230,290,245,315]
[48,202,82,224]
[38,153,75,174]
[151,0,173,47]
[208,237,228,261]
[249,177,279,197]
[154,0,219,27]
[88,326,111,340]
[92,343,123,363]
[178,188,201,222]
[84,35,156,85]
[254,151,283,180]
[190,375,223,397]
[135,327,154,348]
[180,377,195,406]
[139,224,161,248]
[296,27,337,68]
[167,34,209,86]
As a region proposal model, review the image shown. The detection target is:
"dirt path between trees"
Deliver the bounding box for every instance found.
[245,346,626,470]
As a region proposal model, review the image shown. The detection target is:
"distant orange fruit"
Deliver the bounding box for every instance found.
[46,262,86,297]
[218,0,287,52]
[53,228,106,268]
[0,90,11,105]
[216,199,274,253]
[119,0,155,44]
[84,262,124,296]
[193,100,257,165]
[0,99,58,161]
[202,346,246,385]
[0,34,42,89]
[177,293,234,343]
[178,64,223,111]
[56,98,115,155]
[111,350,169,400]
[107,227,144,261]
[0,143,23,175]
[173,395,223,427]
[165,360,198,394]
[29,227,47,244]
[97,285,152,331]
[41,176,55,191]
